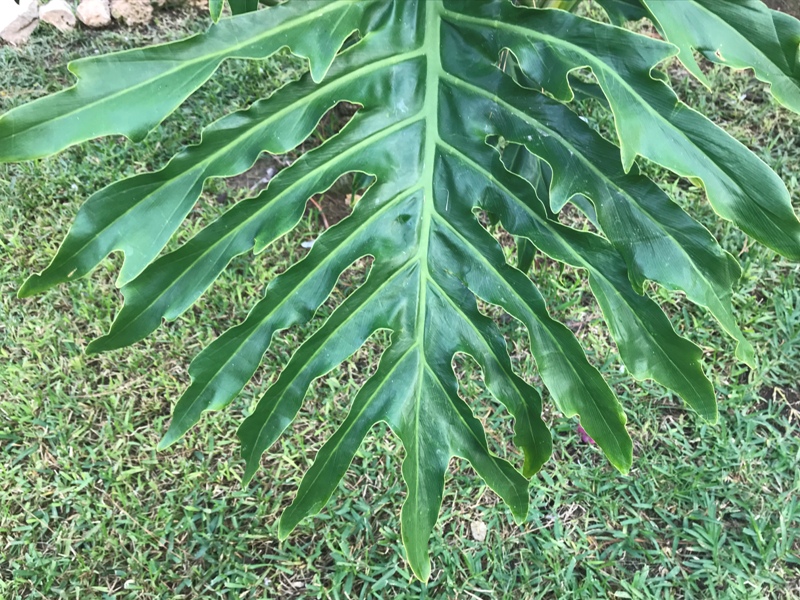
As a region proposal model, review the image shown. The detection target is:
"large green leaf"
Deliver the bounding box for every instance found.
[594,0,647,25]
[3,0,799,581]
[452,1,800,260]
[644,0,800,114]
[0,0,377,161]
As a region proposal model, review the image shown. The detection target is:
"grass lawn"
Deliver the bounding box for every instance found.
[1,6,799,599]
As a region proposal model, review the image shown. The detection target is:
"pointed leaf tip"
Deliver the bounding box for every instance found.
[614,454,633,476]
[17,280,37,299]
[157,427,180,451]
[701,407,720,426]
[406,550,431,584]
[209,0,222,22]
[85,337,112,356]
[736,341,757,370]
[241,466,256,488]
[277,517,294,541]
[19,272,60,298]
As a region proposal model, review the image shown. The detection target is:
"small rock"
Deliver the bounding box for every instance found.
[110,0,152,25]
[470,519,488,542]
[40,0,76,32]
[1,0,39,46]
[77,0,111,28]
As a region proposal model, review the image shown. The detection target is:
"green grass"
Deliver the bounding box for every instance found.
[1,7,799,599]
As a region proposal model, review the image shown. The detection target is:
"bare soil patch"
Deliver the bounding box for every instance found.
[763,0,800,18]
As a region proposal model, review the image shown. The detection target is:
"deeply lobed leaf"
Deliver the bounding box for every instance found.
[2,0,799,581]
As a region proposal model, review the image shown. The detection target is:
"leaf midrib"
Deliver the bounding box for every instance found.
[407,0,446,537]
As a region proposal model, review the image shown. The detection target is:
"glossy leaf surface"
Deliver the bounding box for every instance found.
[644,0,800,114]
[2,0,799,581]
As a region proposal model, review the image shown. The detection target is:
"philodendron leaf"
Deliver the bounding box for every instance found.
[228,0,259,15]
[594,0,647,25]
[644,0,800,114]
[455,1,800,260]
[3,0,800,582]
[209,0,223,22]
[0,0,377,161]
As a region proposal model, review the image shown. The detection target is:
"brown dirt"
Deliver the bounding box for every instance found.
[216,102,361,229]
[763,0,800,18]
[218,155,355,230]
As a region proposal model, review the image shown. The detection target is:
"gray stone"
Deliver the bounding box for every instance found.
[40,0,76,32]
[1,0,39,46]
[470,519,488,542]
[110,0,152,25]
[76,0,111,28]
